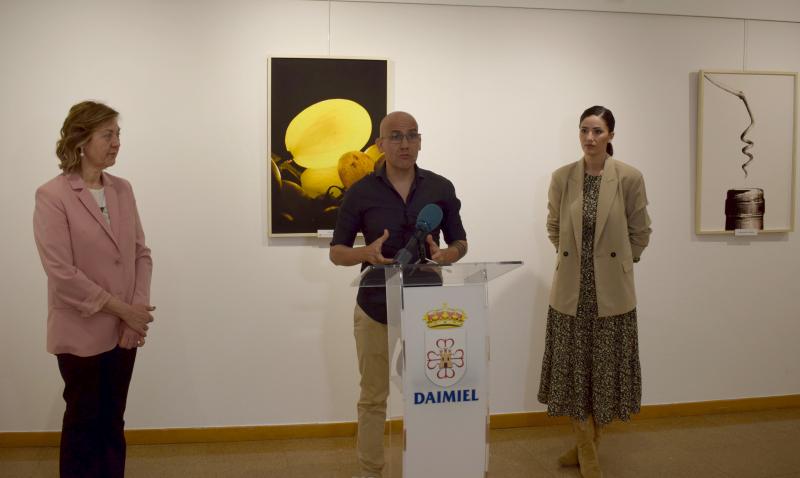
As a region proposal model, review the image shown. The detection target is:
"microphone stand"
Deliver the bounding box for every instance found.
[417,236,428,264]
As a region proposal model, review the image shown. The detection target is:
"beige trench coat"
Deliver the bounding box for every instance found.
[547,158,651,317]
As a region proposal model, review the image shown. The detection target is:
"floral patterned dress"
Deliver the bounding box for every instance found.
[538,173,642,426]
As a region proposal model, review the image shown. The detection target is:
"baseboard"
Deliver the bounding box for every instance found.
[2,393,798,448]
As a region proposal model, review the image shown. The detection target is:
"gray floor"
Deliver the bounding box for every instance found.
[2,408,799,477]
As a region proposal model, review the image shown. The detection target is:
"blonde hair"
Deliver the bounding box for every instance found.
[55,101,119,173]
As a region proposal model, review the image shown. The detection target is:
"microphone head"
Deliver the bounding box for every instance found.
[416,204,443,233]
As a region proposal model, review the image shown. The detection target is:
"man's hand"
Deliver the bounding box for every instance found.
[426,234,444,263]
[363,229,394,265]
[425,236,467,264]
[329,229,397,266]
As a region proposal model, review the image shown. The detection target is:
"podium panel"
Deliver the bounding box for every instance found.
[399,284,488,477]
[354,262,522,478]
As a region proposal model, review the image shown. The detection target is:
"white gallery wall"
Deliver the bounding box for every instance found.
[1,0,799,432]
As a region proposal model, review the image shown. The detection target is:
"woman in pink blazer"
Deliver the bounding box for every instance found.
[33,101,154,478]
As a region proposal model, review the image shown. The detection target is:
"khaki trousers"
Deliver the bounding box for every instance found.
[354,305,389,477]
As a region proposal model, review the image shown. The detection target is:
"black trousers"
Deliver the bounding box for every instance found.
[56,346,136,478]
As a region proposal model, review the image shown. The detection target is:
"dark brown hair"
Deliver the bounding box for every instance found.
[56,101,119,173]
[580,105,615,156]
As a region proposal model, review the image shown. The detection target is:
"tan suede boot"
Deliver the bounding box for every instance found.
[558,418,601,467]
[557,446,579,466]
[573,418,603,478]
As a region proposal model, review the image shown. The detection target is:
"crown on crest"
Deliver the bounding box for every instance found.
[423,303,467,329]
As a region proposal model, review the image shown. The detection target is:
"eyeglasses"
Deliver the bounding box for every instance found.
[386,132,422,144]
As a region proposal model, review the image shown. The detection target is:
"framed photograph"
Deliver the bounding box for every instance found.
[696,70,797,234]
[268,57,389,237]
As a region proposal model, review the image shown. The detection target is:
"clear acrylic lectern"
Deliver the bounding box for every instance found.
[351,261,522,478]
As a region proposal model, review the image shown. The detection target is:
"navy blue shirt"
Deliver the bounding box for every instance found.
[331,165,467,323]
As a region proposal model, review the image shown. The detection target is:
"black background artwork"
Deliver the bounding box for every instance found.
[269,58,388,236]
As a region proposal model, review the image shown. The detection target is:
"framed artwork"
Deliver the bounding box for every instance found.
[696,70,797,234]
[268,57,389,237]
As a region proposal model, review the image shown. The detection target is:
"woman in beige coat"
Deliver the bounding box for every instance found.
[538,106,652,478]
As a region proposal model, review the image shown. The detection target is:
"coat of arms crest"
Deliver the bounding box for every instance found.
[423,303,467,387]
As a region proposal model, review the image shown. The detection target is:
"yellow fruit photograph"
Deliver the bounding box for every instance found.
[269,57,388,236]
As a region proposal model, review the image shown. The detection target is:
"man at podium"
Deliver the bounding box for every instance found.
[329,111,468,478]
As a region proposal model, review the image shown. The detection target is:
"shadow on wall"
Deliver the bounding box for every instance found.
[524,172,559,411]
[489,266,551,412]
[315,239,362,420]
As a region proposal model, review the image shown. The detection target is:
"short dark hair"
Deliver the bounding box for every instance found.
[580,105,615,156]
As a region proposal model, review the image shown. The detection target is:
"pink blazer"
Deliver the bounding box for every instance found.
[33,172,152,357]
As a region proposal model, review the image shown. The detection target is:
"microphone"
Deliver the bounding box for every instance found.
[394,204,443,265]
